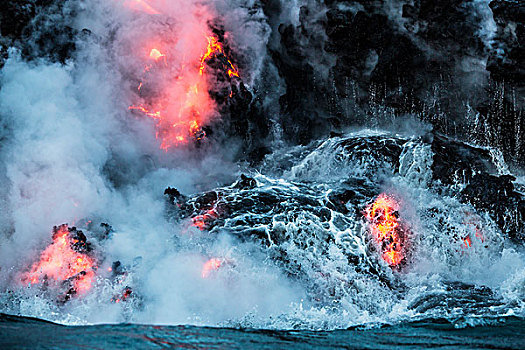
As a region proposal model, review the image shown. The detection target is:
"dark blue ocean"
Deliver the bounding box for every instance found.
[1,314,524,349]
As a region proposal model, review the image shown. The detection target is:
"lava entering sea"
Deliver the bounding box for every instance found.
[365,194,407,267]
[23,225,96,302]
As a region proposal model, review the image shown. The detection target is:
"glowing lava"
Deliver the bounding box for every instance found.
[365,194,405,267]
[112,287,133,304]
[202,258,223,278]
[192,208,219,231]
[199,36,240,78]
[129,46,208,149]
[462,212,485,249]
[24,225,96,296]
[130,36,239,150]
[129,105,161,119]
[149,48,166,62]
[123,0,242,152]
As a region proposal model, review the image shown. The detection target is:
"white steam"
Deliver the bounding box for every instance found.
[0,0,303,327]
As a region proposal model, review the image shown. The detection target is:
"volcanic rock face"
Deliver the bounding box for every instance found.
[260,0,525,165]
[165,132,525,294]
[488,0,525,84]
[431,134,525,240]
[1,0,523,165]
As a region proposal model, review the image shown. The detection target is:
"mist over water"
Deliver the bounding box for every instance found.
[0,0,524,331]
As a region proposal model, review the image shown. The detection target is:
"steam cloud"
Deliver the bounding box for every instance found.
[0,0,302,325]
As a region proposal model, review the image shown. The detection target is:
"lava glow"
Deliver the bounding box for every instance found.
[130,37,239,150]
[129,46,209,149]
[365,194,405,267]
[112,287,133,304]
[129,105,161,119]
[149,48,166,61]
[200,36,240,78]
[122,0,160,15]
[462,212,485,249]
[192,208,219,231]
[24,225,96,296]
[202,258,223,278]
[123,0,241,151]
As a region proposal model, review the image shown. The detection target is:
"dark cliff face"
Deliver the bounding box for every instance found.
[168,133,525,246]
[0,0,523,165]
[0,0,78,65]
[488,0,525,85]
[260,0,524,165]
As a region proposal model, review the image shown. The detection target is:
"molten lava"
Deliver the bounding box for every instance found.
[130,35,240,150]
[24,225,96,296]
[199,36,240,78]
[365,194,406,267]
[192,207,219,231]
[202,258,223,278]
[129,46,208,149]
[121,0,241,152]
[112,287,133,304]
[462,212,485,249]
[149,48,166,62]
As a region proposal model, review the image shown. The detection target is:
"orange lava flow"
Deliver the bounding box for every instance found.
[129,105,161,119]
[202,258,223,278]
[200,36,240,78]
[121,1,241,151]
[130,37,239,150]
[192,208,219,231]
[24,225,96,295]
[365,194,405,267]
[129,45,209,150]
[462,211,485,249]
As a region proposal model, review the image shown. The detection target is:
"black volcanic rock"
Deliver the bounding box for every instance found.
[461,173,525,241]
[0,1,35,40]
[168,132,525,247]
[163,132,525,303]
[259,0,525,166]
[0,0,79,65]
[431,133,525,240]
[488,0,525,85]
[431,134,498,186]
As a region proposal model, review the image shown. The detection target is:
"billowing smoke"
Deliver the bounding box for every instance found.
[0,0,303,325]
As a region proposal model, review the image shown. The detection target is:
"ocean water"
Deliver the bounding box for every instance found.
[1,314,524,349]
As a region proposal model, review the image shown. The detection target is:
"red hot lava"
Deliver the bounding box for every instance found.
[112,287,133,304]
[461,211,485,249]
[125,1,242,151]
[129,35,240,150]
[24,225,96,296]
[201,258,223,278]
[365,194,406,267]
[192,208,219,231]
[200,36,240,78]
